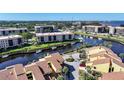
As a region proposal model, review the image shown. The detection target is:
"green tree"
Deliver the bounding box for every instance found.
[57,75,64,80]
[32,37,38,45]
[20,32,33,43]
[86,66,92,74]
[62,66,69,75]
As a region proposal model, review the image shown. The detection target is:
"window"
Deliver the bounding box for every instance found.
[41,37,44,42]
[69,35,72,39]
[53,36,56,41]
[18,38,22,44]
[48,36,52,41]
[94,66,96,69]
[26,72,33,80]
[109,67,112,72]
[63,35,65,40]
[112,67,114,72]
[20,30,22,33]
[8,40,13,46]
[24,30,27,32]
[9,31,11,33]
[2,31,5,35]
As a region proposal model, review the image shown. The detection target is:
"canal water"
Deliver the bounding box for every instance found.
[0,36,124,70]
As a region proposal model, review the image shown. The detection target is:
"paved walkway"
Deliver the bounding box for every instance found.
[63,53,81,80]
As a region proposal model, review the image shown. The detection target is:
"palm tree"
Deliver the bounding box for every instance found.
[32,37,38,45]
[62,66,69,75]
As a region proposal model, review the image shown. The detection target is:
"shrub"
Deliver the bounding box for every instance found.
[57,75,64,80]
[119,53,124,59]
[79,53,86,59]
[62,66,69,75]
[66,57,74,62]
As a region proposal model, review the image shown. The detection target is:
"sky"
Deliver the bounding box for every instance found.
[0,13,124,21]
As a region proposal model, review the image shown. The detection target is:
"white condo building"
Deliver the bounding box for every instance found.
[82,25,109,33]
[108,26,115,35]
[0,35,24,49]
[0,28,28,36]
[36,32,74,43]
[115,27,124,36]
[108,26,124,35]
[34,25,58,33]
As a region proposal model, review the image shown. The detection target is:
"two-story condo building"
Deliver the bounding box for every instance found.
[36,32,74,43]
[82,25,109,33]
[34,25,58,33]
[0,28,28,36]
[0,35,24,49]
[115,27,124,36]
[108,26,124,35]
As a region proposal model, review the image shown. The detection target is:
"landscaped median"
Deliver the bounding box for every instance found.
[0,39,79,57]
[74,32,124,45]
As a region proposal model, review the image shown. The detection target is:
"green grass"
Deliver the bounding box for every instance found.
[0,40,79,56]
[74,32,124,44]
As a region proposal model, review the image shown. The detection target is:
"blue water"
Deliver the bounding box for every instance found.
[0,36,124,70]
[100,21,124,26]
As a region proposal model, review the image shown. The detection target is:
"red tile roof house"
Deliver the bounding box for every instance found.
[0,53,64,80]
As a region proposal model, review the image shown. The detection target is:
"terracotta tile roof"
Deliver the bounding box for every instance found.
[17,74,28,80]
[89,51,106,58]
[87,46,123,67]
[36,60,51,74]
[112,59,124,68]
[39,52,64,73]
[14,64,28,80]
[92,58,110,65]
[25,63,45,80]
[0,53,64,80]
[45,57,62,73]
[50,53,64,64]
[0,68,17,80]
[100,72,124,80]
[14,64,25,76]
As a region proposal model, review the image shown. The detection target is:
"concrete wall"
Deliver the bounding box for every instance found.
[93,63,110,73]
[112,63,124,72]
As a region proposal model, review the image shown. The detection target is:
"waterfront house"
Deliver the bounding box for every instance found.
[86,46,124,73]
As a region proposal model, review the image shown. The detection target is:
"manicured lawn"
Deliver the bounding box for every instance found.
[0,40,79,56]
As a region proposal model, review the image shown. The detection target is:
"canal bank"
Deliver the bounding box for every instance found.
[0,39,79,58]
[0,36,124,70]
[74,32,124,45]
